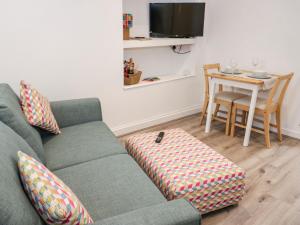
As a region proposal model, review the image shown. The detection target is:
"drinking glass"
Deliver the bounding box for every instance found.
[252,58,260,70]
[230,59,238,74]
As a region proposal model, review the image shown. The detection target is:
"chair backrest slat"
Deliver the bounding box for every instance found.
[203,64,222,97]
[266,73,294,110]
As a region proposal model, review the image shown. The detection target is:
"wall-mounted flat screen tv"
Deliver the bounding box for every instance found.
[150,3,206,38]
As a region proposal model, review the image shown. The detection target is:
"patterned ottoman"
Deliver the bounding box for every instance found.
[125,129,246,214]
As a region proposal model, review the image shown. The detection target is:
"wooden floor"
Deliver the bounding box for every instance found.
[119,114,300,225]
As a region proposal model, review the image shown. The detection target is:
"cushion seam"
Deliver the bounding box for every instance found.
[51,152,128,171]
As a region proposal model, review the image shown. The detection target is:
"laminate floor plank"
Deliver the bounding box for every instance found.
[119,114,300,225]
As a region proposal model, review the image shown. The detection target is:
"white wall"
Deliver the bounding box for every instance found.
[205,0,300,138]
[1,0,298,138]
[0,0,206,135]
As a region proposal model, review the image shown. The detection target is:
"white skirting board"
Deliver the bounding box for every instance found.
[210,111,300,140]
[281,128,300,140]
[111,105,201,136]
[111,106,300,140]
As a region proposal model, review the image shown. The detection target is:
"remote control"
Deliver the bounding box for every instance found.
[155,132,165,143]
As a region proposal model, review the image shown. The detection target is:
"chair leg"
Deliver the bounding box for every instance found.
[264,113,271,148]
[230,104,237,137]
[214,104,221,118]
[241,111,247,125]
[225,104,232,136]
[200,98,209,126]
[276,109,283,142]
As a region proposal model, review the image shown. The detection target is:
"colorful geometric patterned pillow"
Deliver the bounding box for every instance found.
[20,81,60,134]
[18,151,94,225]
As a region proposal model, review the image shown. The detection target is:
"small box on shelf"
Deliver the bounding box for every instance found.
[123,14,133,40]
[123,28,130,40]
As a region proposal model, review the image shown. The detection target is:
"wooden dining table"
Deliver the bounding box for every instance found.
[205,70,278,147]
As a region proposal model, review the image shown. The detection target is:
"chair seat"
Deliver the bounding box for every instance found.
[234,96,271,110]
[215,91,247,102]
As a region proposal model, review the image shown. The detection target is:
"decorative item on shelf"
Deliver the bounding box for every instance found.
[123,13,133,40]
[143,77,160,82]
[124,58,142,85]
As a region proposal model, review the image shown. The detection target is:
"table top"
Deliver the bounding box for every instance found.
[207,70,279,89]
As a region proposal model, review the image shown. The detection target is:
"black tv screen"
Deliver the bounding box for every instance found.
[150,3,205,38]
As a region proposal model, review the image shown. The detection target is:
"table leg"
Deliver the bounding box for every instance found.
[205,80,217,133]
[243,86,259,147]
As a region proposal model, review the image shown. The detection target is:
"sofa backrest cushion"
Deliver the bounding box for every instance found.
[0,83,45,162]
[0,122,44,225]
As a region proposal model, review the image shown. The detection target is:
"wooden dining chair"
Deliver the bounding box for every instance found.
[200,64,248,135]
[230,73,294,148]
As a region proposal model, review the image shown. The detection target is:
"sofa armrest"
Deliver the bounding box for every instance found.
[50,98,102,128]
[92,199,201,225]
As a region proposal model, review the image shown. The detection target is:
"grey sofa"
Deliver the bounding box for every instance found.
[0,83,201,225]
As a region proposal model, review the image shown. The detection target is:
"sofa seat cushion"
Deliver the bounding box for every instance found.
[54,154,166,221]
[44,121,127,170]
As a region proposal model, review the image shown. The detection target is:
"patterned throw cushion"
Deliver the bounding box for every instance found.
[20,81,60,134]
[18,151,94,225]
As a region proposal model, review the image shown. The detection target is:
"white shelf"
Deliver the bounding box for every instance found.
[123,38,196,49]
[123,74,195,90]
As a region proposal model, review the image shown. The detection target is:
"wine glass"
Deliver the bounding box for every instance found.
[252,58,260,71]
[229,59,238,74]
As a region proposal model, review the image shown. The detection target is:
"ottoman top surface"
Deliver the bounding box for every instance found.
[126,128,246,194]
